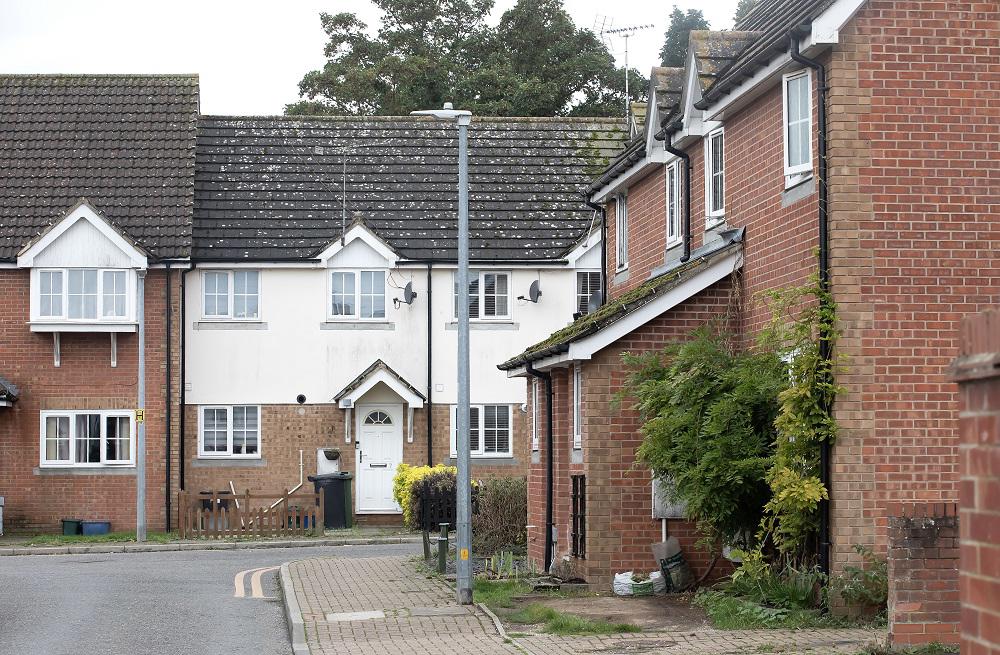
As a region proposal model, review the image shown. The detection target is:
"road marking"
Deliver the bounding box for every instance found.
[234,566,277,598]
[250,566,279,599]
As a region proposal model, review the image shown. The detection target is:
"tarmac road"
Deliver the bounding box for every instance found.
[0,542,419,655]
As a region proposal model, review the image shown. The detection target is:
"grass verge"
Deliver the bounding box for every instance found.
[508,603,641,635]
[472,578,532,609]
[695,590,881,630]
[16,531,175,546]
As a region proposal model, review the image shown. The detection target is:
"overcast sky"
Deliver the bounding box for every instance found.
[0,0,739,115]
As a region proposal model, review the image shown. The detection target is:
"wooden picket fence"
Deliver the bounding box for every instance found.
[177,489,324,539]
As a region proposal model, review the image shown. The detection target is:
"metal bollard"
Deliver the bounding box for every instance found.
[437,523,450,574]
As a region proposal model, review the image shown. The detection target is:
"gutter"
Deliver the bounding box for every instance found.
[790,35,832,578]
[582,195,608,309]
[662,134,692,263]
[526,363,554,573]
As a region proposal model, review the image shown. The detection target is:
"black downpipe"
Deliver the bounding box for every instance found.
[582,195,608,308]
[426,264,434,466]
[791,36,832,577]
[526,363,554,572]
[663,138,692,262]
[164,263,172,531]
[179,262,195,495]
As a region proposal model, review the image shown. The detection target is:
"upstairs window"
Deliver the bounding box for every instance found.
[203,270,260,320]
[666,160,682,248]
[705,128,725,225]
[783,70,813,184]
[330,270,385,320]
[576,271,601,315]
[40,410,134,467]
[37,268,131,322]
[615,194,629,270]
[454,271,510,320]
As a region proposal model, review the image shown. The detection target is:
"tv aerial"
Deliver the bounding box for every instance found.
[603,23,654,134]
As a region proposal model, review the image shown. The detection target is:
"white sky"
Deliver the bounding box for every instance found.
[0,0,738,115]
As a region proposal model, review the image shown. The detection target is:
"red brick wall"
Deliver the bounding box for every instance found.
[887,504,961,646]
[0,268,182,533]
[952,309,1000,654]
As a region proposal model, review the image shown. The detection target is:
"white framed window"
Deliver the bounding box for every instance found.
[573,365,583,449]
[329,270,385,320]
[198,405,261,458]
[666,160,682,248]
[203,270,260,320]
[35,268,132,322]
[39,410,135,467]
[450,404,513,457]
[454,271,510,320]
[615,194,628,270]
[531,379,539,451]
[576,271,601,316]
[783,70,813,184]
[704,127,725,225]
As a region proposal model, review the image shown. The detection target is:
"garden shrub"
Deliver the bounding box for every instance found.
[830,545,888,613]
[407,468,458,529]
[472,476,527,555]
[392,463,456,528]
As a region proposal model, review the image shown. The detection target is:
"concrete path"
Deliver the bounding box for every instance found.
[286,554,885,655]
[0,542,419,655]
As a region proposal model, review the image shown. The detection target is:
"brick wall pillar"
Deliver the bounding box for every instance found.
[950,309,1000,654]
[886,504,961,646]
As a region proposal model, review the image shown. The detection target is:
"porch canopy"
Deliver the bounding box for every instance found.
[333,359,425,410]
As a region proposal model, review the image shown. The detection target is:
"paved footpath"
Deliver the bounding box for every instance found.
[287,555,884,655]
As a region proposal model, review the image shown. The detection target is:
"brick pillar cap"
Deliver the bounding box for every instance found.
[949,309,1000,382]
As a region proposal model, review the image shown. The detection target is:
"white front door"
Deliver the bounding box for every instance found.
[355,404,404,513]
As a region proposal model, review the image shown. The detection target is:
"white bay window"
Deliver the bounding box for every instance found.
[36,268,133,323]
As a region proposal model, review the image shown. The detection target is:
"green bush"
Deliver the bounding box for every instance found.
[472,476,527,555]
[831,545,888,611]
[724,548,825,610]
[392,463,456,528]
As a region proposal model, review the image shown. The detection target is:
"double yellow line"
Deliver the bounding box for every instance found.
[233,566,280,599]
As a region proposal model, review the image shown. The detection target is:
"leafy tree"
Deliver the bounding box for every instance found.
[288,0,646,117]
[624,328,787,547]
[659,6,710,67]
[733,0,758,26]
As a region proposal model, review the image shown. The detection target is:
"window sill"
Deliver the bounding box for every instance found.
[29,321,137,333]
[34,466,136,476]
[447,456,518,466]
[192,457,267,467]
[613,268,630,286]
[782,175,815,207]
[321,321,394,331]
[705,216,725,230]
[445,322,518,331]
[194,320,268,331]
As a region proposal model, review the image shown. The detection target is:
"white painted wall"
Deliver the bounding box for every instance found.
[186,241,600,407]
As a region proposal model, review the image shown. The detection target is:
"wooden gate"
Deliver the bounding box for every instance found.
[177,489,324,539]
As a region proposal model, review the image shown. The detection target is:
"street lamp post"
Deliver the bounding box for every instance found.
[411,102,473,605]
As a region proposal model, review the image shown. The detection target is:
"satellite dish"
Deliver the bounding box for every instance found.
[528,280,542,303]
[403,281,417,304]
[586,289,603,314]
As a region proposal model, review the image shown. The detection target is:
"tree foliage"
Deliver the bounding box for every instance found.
[659,6,710,67]
[625,327,787,548]
[733,0,758,26]
[287,0,647,117]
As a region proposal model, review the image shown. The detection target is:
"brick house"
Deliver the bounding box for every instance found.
[0,75,196,532]
[500,0,999,612]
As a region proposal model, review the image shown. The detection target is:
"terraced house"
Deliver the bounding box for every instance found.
[0,76,625,530]
[501,0,998,645]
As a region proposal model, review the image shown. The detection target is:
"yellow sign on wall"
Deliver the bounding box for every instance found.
[135,409,144,423]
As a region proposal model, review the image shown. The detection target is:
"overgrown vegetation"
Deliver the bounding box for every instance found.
[472,578,531,609]
[831,545,889,612]
[392,463,457,529]
[15,531,174,546]
[472,476,527,556]
[509,603,641,635]
[854,643,958,655]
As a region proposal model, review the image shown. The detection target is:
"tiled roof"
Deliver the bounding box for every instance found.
[195,115,626,261]
[697,0,838,108]
[332,359,426,402]
[690,31,762,95]
[498,228,744,370]
[0,75,199,261]
[585,67,684,194]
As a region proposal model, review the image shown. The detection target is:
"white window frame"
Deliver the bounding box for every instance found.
[450,404,513,458]
[328,269,387,321]
[783,70,813,185]
[39,410,136,468]
[202,270,261,321]
[35,267,133,323]
[573,365,583,449]
[704,127,726,227]
[615,193,628,270]
[666,160,682,248]
[576,270,601,316]
[453,271,512,321]
[198,405,262,459]
[531,379,539,451]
